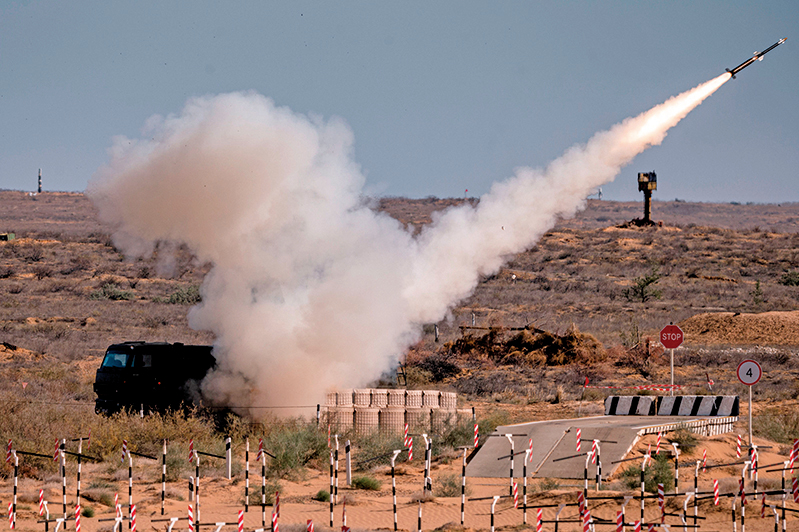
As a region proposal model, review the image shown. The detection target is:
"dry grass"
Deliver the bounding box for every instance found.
[2,191,799,479]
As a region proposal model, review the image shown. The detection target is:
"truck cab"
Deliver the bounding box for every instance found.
[93,341,216,414]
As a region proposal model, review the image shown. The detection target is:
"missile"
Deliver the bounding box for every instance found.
[726,37,786,78]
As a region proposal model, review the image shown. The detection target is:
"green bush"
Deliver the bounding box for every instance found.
[90,283,134,301]
[754,408,799,443]
[669,426,698,454]
[353,434,405,470]
[622,265,662,303]
[779,271,799,286]
[475,409,511,446]
[313,490,330,502]
[156,285,202,305]
[264,420,327,479]
[351,475,382,491]
[618,453,674,493]
[81,506,95,518]
[435,419,472,451]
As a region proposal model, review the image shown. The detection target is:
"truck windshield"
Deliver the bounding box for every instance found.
[101,350,131,368]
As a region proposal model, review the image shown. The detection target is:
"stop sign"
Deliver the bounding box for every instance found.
[660,325,684,349]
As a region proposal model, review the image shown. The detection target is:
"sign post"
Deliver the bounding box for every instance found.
[737,359,762,447]
[660,324,684,396]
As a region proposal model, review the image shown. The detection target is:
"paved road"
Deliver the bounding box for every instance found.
[466,416,728,480]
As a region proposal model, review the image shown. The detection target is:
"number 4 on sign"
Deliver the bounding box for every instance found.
[737,360,762,386]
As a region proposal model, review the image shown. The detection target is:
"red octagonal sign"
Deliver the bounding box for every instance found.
[660,325,684,349]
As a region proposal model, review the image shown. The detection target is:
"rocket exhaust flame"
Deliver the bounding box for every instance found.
[88,74,729,416]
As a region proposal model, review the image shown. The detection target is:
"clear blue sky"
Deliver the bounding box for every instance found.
[2,1,796,202]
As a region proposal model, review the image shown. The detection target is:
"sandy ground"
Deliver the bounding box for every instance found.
[3,428,797,532]
[680,311,799,346]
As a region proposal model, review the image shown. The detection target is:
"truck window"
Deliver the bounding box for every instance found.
[132,353,152,368]
[101,351,130,368]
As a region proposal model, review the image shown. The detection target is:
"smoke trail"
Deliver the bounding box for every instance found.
[88,74,729,415]
[405,73,730,321]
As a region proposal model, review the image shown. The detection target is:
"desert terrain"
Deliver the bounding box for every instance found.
[1,190,799,531]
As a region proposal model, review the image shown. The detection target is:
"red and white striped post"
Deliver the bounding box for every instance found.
[75,504,81,532]
[657,483,665,524]
[237,510,244,532]
[474,424,479,448]
[306,520,313,532]
[713,479,720,506]
[188,504,194,532]
[616,510,623,532]
[536,509,543,532]
[576,428,581,452]
[130,504,137,532]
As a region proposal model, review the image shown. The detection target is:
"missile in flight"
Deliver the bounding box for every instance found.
[726,38,786,78]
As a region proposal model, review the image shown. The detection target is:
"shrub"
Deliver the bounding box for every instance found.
[8,284,24,294]
[313,490,330,502]
[90,283,134,301]
[0,266,13,279]
[404,366,433,387]
[436,419,472,451]
[779,271,799,286]
[156,285,201,305]
[351,475,382,491]
[754,408,799,443]
[622,265,663,303]
[354,434,405,470]
[414,353,460,382]
[535,478,560,492]
[25,245,44,263]
[60,255,92,275]
[32,265,52,280]
[82,506,95,518]
[750,280,765,305]
[434,473,467,497]
[81,488,114,507]
[264,420,327,479]
[669,426,698,454]
[245,478,282,506]
[474,409,511,446]
[618,453,674,492]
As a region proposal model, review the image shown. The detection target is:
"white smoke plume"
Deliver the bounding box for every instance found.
[88,74,729,416]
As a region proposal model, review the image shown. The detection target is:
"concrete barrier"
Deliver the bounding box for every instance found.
[656,395,739,416]
[605,395,739,416]
[604,396,657,415]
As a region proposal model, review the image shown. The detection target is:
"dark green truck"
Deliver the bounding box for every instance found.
[93,341,216,415]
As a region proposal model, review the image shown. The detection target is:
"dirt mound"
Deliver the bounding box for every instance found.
[0,342,46,363]
[679,310,799,346]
